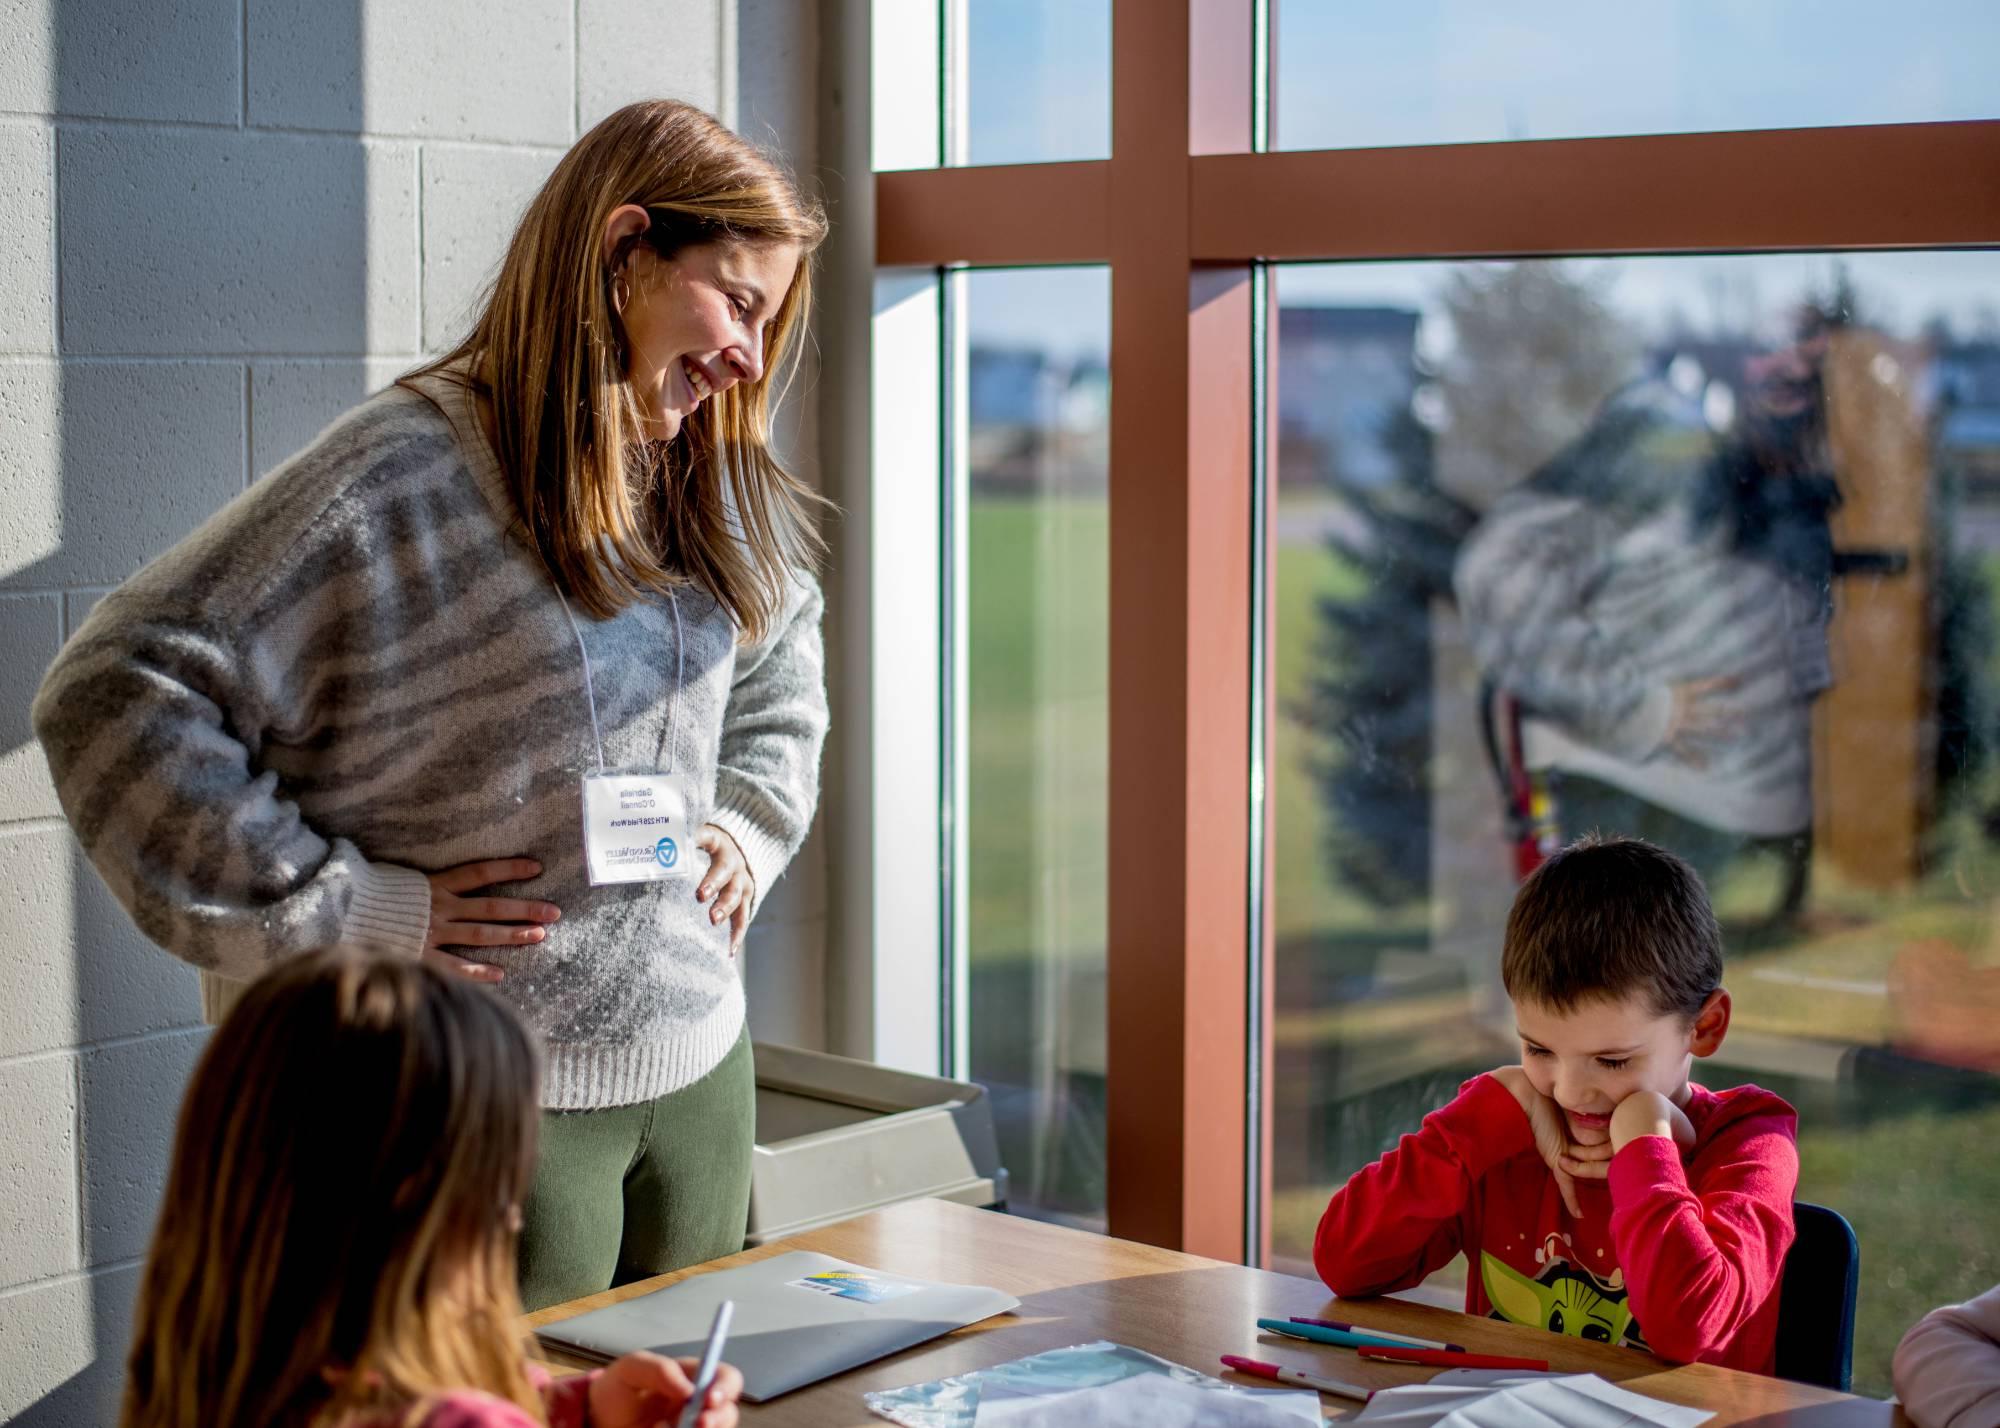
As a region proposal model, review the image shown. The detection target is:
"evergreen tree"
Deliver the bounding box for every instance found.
[1300,406,1472,905]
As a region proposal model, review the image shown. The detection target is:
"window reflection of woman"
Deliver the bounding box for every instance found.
[1455,306,1840,906]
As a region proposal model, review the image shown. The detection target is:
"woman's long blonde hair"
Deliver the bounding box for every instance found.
[120,952,546,1428]
[406,99,829,639]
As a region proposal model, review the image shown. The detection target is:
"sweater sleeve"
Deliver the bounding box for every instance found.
[1314,1074,1535,1298]
[1606,1113,1798,1365]
[30,589,433,984]
[1893,1283,2000,1428]
[706,572,828,915]
[538,1368,599,1428]
[1452,492,1674,760]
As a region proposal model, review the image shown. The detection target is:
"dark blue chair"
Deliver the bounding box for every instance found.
[1775,1201,1859,1391]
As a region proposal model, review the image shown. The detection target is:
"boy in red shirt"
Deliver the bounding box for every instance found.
[1313,835,1798,1372]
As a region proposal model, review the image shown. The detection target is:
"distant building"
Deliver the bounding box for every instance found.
[1939,342,2000,484]
[1936,342,2000,551]
[967,345,1110,494]
[1277,306,1423,490]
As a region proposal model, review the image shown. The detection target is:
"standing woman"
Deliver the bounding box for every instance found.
[32,100,829,1309]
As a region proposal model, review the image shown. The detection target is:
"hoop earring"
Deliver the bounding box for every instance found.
[611,269,631,314]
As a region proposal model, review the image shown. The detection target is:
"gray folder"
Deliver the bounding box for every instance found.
[535,1250,1020,1401]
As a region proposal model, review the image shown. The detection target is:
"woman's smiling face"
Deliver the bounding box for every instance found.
[606,207,798,441]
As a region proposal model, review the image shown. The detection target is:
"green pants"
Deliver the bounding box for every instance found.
[517,1032,755,1312]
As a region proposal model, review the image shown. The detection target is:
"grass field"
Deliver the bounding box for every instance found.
[964,490,2000,1396]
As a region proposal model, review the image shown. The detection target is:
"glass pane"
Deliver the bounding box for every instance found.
[963,0,1112,166]
[965,266,1111,1229]
[1271,250,2000,1396]
[1275,2,1999,151]
[873,0,941,171]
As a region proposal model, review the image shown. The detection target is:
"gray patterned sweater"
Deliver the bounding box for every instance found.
[1452,380,1830,839]
[32,374,828,1109]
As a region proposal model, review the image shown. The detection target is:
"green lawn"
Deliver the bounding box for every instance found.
[1795,1093,2000,1393]
[964,490,2000,1397]
[1272,533,1398,942]
[965,494,1108,968]
[963,494,1404,955]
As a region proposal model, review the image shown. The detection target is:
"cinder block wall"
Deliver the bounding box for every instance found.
[0,3,827,1419]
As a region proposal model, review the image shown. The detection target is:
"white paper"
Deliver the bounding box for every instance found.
[972,1373,1324,1427]
[865,1340,1315,1428]
[1350,1373,1713,1428]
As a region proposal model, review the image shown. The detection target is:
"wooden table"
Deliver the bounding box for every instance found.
[530,1199,1904,1425]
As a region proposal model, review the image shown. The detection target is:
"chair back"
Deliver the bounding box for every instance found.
[1775,1201,1859,1391]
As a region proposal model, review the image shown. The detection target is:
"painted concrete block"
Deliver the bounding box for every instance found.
[0,1263,140,1426]
[0,827,72,1061]
[70,841,204,1047]
[78,1030,207,1266]
[249,0,571,145]
[0,364,60,589]
[0,123,56,354]
[251,359,411,476]
[0,595,62,822]
[578,0,723,133]
[0,828,202,1070]
[61,590,111,637]
[421,143,559,352]
[0,1056,77,1288]
[242,0,363,132]
[0,0,55,115]
[0,361,243,592]
[53,0,240,124]
[60,126,417,356]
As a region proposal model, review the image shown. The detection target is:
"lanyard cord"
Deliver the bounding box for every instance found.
[554,587,607,774]
[664,586,684,774]
[555,583,684,776]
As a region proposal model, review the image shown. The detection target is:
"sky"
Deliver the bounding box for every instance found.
[950,0,2000,158]
[1273,0,2000,151]
[902,2,1999,363]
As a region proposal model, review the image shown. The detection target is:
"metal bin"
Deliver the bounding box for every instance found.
[748,1042,1009,1245]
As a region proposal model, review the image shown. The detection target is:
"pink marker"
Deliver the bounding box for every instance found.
[1220,1354,1373,1402]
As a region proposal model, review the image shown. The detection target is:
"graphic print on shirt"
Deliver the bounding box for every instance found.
[1481,1233,1649,1351]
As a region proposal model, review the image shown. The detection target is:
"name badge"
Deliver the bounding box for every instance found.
[581,773,696,886]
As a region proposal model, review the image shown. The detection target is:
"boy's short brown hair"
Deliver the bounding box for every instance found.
[1501,833,1723,1018]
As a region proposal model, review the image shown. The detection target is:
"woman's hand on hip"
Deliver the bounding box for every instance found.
[694,825,756,955]
[422,857,561,983]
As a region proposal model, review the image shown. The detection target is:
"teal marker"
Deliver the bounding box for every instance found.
[1254,1317,1419,1352]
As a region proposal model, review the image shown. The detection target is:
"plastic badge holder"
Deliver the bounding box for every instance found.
[863,1341,1327,1428]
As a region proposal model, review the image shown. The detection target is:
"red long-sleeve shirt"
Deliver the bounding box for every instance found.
[1313,1073,1798,1373]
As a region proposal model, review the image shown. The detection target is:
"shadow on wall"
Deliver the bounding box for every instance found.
[1,1,365,1420]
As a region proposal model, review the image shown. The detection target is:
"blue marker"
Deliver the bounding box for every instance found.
[1254,1316,1420,1352]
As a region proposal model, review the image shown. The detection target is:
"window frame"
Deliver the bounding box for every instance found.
[864,0,2000,1264]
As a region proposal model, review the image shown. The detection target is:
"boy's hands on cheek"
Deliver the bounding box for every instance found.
[1490,1066,1600,1218]
[1609,1089,1697,1155]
